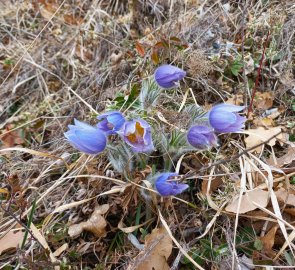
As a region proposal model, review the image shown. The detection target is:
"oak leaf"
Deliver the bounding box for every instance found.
[128,227,172,270]
[68,204,109,238]
[225,189,269,214]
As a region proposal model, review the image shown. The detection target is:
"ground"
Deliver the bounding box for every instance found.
[0,0,295,269]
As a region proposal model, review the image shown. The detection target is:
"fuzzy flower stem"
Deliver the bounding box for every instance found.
[247,30,270,117]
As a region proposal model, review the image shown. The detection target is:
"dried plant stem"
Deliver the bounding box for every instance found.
[247,30,270,117]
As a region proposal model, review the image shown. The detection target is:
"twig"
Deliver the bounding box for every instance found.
[0,204,42,248]
[247,30,270,117]
[183,130,282,180]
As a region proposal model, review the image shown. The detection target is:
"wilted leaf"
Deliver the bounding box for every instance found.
[63,14,83,25]
[254,92,274,110]
[128,227,172,270]
[0,127,24,148]
[135,42,145,57]
[275,188,295,206]
[259,226,278,257]
[68,204,109,238]
[226,94,244,106]
[0,229,24,255]
[201,176,223,195]
[225,189,269,214]
[244,127,283,153]
[151,50,159,64]
[268,147,295,167]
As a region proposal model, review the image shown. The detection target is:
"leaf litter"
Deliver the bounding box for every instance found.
[0,0,295,269]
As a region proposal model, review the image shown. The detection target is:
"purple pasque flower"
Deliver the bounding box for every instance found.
[119,119,154,153]
[64,119,107,154]
[97,111,125,135]
[155,172,189,196]
[154,64,186,88]
[187,125,218,149]
[209,104,246,133]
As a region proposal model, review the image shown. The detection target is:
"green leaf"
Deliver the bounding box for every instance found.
[254,239,263,251]
[230,60,243,76]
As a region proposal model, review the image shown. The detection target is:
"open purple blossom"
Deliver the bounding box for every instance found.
[187,125,218,149]
[119,119,154,153]
[97,111,125,135]
[64,119,107,154]
[154,64,186,88]
[209,104,246,133]
[155,172,189,196]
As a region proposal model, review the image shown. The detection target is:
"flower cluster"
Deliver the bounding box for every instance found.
[65,64,247,198]
[186,104,246,150]
[64,111,154,155]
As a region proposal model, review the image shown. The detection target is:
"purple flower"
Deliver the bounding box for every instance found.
[155,172,189,196]
[119,119,154,153]
[154,64,186,88]
[209,104,246,133]
[187,125,218,149]
[64,119,106,154]
[97,111,125,135]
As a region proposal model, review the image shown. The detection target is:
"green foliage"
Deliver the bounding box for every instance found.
[140,77,162,110]
[110,84,141,111]
[230,59,244,76]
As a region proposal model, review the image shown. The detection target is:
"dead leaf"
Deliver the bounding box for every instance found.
[259,225,278,258]
[284,208,295,216]
[53,243,69,257]
[226,94,244,106]
[0,126,24,148]
[0,229,24,255]
[225,189,269,214]
[268,147,295,167]
[63,14,83,25]
[128,227,172,270]
[201,176,223,195]
[253,117,274,127]
[68,204,109,238]
[254,92,274,110]
[135,41,145,57]
[244,127,283,153]
[275,188,295,206]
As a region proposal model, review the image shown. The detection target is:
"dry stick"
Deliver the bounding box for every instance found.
[247,30,270,117]
[183,130,282,180]
[0,204,43,248]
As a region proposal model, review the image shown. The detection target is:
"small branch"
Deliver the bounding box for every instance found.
[247,30,270,117]
[183,130,282,180]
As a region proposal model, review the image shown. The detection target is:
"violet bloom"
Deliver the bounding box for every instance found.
[187,125,218,149]
[64,119,106,154]
[154,64,186,88]
[119,119,154,153]
[97,111,125,135]
[209,104,246,133]
[155,172,189,196]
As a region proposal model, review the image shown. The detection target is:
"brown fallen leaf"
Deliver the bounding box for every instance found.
[225,189,269,214]
[259,225,278,258]
[0,126,24,148]
[268,147,295,167]
[0,228,24,255]
[254,91,274,110]
[226,94,244,106]
[68,204,109,238]
[201,176,223,195]
[128,227,172,270]
[244,127,283,153]
[275,188,295,206]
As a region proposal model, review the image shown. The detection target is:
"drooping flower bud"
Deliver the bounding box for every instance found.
[154,64,186,88]
[64,119,107,154]
[209,104,246,133]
